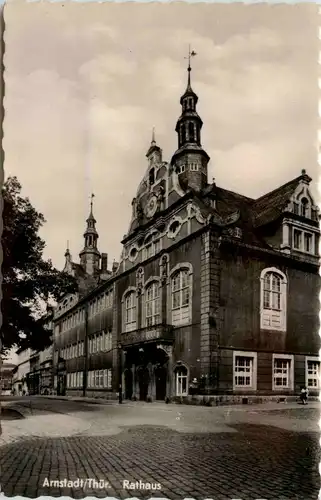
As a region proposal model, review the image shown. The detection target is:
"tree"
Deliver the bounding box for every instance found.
[1,176,78,352]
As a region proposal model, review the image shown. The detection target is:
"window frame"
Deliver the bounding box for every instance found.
[233,351,257,391]
[272,354,294,391]
[123,289,137,333]
[260,268,287,332]
[175,365,189,396]
[169,264,193,327]
[292,227,315,255]
[305,356,320,389]
[144,279,161,327]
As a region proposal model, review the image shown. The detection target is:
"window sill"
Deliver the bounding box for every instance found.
[260,326,286,333]
[233,386,256,392]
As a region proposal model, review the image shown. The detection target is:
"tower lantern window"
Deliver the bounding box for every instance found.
[149,167,155,186]
[188,122,195,142]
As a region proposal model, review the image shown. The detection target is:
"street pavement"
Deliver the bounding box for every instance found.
[0,396,319,499]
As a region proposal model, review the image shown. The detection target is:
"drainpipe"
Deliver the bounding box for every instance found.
[118,342,123,404]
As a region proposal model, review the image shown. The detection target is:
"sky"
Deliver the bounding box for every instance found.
[3,2,319,273]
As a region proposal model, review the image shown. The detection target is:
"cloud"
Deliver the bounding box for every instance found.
[3,2,318,269]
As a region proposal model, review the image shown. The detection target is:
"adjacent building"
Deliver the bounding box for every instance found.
[0,362,16,395]
[52,61,320,403]
[12,308,55,396]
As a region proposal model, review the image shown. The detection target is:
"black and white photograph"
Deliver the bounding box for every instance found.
[1,2,320,499]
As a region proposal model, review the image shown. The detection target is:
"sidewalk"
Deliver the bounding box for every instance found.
[40,394,321,412]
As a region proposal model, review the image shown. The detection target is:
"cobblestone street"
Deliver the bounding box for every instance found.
[0,397,319,499]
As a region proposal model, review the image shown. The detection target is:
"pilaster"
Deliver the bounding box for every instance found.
[200,230,221,393]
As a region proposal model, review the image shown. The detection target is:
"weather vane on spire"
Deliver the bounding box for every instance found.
[185,45,197,71]
[90,193,95,212]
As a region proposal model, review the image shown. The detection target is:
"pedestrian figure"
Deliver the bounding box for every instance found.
[189,378,198,396]
[300,386,309,405]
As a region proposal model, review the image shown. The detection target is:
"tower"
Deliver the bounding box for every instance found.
[146,128,162,188]
[63,241,73,275]
[171,48,210,192]
[79,194,101,275]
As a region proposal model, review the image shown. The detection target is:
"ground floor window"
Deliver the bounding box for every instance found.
[306,357,320,389]
[87,369,112,389]
[233,351,257,390]
[272,354,293,390]
[175,366,188,396]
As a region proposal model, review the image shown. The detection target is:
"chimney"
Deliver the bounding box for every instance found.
[101,253,108,272]
[112,261,119,274]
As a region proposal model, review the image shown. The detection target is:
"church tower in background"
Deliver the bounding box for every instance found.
[79,194,101,276]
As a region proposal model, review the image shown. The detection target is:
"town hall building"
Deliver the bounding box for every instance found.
[52,57,320,403]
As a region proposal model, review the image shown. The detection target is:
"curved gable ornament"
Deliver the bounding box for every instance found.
[223,210,241,226]
[187,203,206,224]
[167,216,184,239]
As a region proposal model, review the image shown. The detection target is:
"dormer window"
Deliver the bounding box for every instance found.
[293,228,315,254]
[300,198,309,218]
[149,167,155,186]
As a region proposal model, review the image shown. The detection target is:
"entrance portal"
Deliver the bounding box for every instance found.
[137,367,149,401]
[155,365,167,400]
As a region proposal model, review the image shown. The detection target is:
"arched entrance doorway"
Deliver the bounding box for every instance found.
[137,366,149,401]
[155,364,167,400]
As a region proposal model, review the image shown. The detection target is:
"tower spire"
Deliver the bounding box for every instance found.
[79,193,101,275]
[184,45,197,90]
[171,47,210,192]
[151,127,156,146]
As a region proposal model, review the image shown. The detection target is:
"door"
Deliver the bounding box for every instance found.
[155,365,167,401]
[138,367,149,401]
[124,369,133,400]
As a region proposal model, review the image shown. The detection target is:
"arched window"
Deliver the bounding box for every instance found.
[175,365,188,396]
[145,282,160,327]
[188,122,195,142]
[260,268,287,332]
[171,267,192,326]
[179,123,184,144]
[124,291,136,332]
[300,197,309,218]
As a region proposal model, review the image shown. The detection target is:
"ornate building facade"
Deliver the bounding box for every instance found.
[52,60,320,403]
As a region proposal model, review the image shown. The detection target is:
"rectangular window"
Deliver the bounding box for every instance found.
[93,336,97,353]
[108,369,112,389]
[234,357,252,387]
[273,355,293,390]
[96,335,100,352]
[304,233,312,253]
[306,358,320,388]
[233,351,257,391]
[95,371,99,388]
[104,369,108,388]
[293,229,302,250]
[99,370,104,388]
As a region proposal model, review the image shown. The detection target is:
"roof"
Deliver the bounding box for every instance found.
[251,175,306,228]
